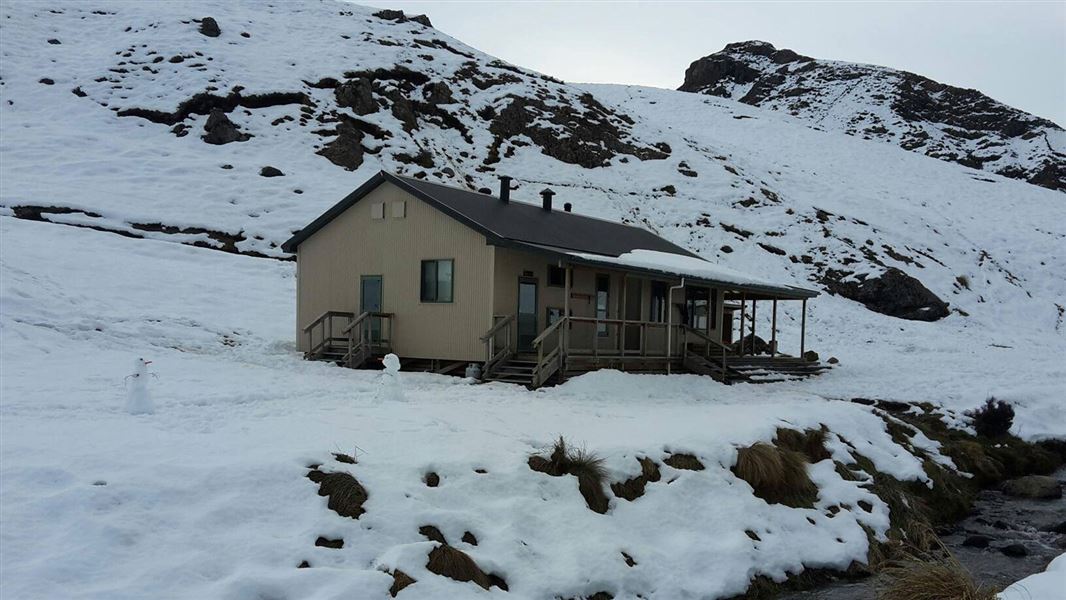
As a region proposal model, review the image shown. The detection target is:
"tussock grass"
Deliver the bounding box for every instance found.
[611,456,661,501]
[774,427,831,463]
[529,437,610,513]
[426,544,507,591]
[307,469,368,519]
[878,550,997,600]
[388,569,415,597]
[733,442,818,508]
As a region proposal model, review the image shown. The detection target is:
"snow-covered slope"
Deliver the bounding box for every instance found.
[2,3,1065,599]
[679,41,1066,192]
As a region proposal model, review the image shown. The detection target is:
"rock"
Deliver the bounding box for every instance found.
[202,108,250,145]
[372,9,432,27]
[733,334,771,355]
[720,245,733,253]
[1001,475,1063,499]
[962,535,991,548]
[803,350,820,362]
[335,78,376,115]
[1042,521,1066,534]
[408,14,432,27]
[389,91,418,132]
[39,78,54,85]
[47,38,61,45]
[424,472,440,487]
[824,268,949,321]
[999,543,1028,558]
[316,120,364,171]
[259,166,284,177]
[827,356,839,364]
[198,17,221,38]
[423,81,454,105]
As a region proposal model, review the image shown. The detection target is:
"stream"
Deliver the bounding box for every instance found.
[781,466,1066,599]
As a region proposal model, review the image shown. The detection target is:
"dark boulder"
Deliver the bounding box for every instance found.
[423,81,454,105]
[259,166,284,177]
[999,543,1028,558]
[1001,475,1062,500]
[201,108,250,145]
[962,535,991,548]
[335,78,376,115]
[372,10,432,27]
[824,268,949,321]
[198,17,221,38]
[316,121,364,171]
[388,91,418,132]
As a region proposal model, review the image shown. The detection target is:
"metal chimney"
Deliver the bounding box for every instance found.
[563,202,572,213]
[540,188,555,211]
[498,175,512,203]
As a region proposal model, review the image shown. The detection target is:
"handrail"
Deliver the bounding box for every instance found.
[531,315,566,348]
[341,311,394,335]
[680,324,732,353]
[681,324,730,375]
[302,310,355,333]
[479,314,515,342]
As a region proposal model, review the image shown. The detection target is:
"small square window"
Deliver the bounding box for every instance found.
[391,201,406,218]
[371,202,385,219]
[547,265,565,287]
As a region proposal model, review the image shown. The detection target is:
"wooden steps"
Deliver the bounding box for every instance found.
[482,357,538,386]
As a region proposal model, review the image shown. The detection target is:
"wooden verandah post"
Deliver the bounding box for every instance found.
[800,298,807,357]
[739,293,746,356]
[771,298,777,358]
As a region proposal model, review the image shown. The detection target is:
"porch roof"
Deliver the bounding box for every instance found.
[507,241,819,300]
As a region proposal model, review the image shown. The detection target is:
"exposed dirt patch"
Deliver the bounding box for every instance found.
[314,536,343,549]
[611,456,661,501]
[732,442,817,508]
[664,453,705,471]
[426,543,508,591]
[388,569,416,597]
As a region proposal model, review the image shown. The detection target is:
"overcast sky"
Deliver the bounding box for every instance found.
[361,1,1066,125]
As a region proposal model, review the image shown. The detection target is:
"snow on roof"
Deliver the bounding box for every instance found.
[566,248,818,298]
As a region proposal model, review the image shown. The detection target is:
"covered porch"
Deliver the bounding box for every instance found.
[480,246,823,387]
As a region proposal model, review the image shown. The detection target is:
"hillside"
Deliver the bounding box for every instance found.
[679,41,1066,192]
[2,2,1065,600]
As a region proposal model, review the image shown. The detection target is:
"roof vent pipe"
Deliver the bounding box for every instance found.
[540,188,555,211]
[498,175,512,203]
[563,202,572,213]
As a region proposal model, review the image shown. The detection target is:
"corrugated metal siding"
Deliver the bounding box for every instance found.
[295,182,494,361]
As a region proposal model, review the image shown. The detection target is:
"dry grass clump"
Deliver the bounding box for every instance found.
[733,442,818,508]
[426,544,507,591]
[774,427,831,463]
[663,453,705,471]
[529,437,610,513]
[307,468,368,519]
[878,552,997,600]
[610,456,661,501]
[388,569,416,597]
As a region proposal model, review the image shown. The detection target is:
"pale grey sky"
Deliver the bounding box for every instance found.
[362,1,1066,125]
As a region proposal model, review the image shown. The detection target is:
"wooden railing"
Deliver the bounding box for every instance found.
[341,311,394,368]
[303,311,355,359]
[531,316,567,387]
[480,314,514,378]
[564,316,681,358]
[681,324,731,376]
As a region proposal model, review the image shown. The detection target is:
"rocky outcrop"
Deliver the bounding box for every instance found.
[198,17,220,38]
[823,268,949,321]
[679,41,1065,192]
[201,108,249,145]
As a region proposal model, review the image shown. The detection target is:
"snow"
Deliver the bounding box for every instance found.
[1,1,1064,598]
[124,358,155,414]
[998,552,1066,600]
[568,248,812,295]
[2,217,944,599]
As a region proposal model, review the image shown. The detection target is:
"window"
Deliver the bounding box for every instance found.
[546,306,564,326]
[371,202,385,219]
[649,281,668,323]
[391,201,406,218]
[710,288,718,329]
[420,259,454,302]
[595,274,609,336]
[547,265,566,287]
[685,287,709,331]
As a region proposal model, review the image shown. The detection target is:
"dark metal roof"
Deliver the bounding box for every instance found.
[280,171,818,299]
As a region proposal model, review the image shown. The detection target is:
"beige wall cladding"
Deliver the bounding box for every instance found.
[296,182,494,361]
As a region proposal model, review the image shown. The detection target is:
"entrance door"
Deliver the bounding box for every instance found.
[360,275,382,342]
[517,278,538,352]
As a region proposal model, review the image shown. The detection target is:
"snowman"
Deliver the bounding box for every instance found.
[379,353,404,402]
[125,358,156,415]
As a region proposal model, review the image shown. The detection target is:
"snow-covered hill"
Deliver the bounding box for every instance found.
[679,41,1066,192]
[2,3,1065,599]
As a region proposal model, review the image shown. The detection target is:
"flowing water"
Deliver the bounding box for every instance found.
[781,467,1066,599]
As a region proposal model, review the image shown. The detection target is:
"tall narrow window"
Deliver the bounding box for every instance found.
[649,281,668,323]
[685,287,709,331]
[596,274,609,336]
[420,259,454,303]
